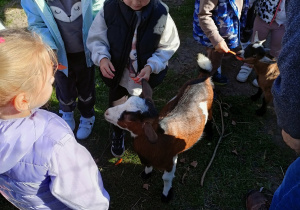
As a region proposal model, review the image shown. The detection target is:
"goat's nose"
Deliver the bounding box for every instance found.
[104,110,109,116]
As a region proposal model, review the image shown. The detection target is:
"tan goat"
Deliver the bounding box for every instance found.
[236,32,279,116]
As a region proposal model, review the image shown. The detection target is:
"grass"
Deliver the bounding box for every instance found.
[0,0,298,209]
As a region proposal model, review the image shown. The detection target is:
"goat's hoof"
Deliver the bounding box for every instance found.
[161,187,174,203]
[140,171,152,180]
[255,109,266,116]
[250,95,260,101]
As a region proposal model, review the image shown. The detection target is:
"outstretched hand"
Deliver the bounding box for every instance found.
[215,40,230,53]
[282,130,300,154]
[99,58,115,79]
[132,65,152,84]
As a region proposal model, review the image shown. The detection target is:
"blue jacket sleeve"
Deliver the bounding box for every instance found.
[272,0,300,139]
[21,0,58,50]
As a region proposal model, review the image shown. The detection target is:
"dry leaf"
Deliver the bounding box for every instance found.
[180,158,186,163]
[115,158,123,165]
[224,112,229,117]
[182,172,188,184]
[94,158,100,164]
[232,149,238,155]
[232,120,237,125]
[143,184,150,190]
[190,161,198,168]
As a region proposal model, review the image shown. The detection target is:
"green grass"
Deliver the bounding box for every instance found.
[0,0,298,209]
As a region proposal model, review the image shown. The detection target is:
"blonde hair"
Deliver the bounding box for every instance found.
[0,28,57,107]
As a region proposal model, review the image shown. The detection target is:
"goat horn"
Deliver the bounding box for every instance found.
[253,31,266,45]
[253,31,259,42]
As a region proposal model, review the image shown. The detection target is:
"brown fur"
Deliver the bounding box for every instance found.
[240,53,279,115]
[117,78,213,171]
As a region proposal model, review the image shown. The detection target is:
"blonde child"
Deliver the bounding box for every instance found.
[0,28,109,209]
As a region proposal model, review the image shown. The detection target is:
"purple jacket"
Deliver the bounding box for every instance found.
[0,109,109,209]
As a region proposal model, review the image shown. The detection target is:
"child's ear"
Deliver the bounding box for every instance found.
[13,92,30,112]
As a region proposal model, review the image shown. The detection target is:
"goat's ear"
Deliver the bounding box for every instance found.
[143,122,158,144]
[259,56,277,64]
[141,79,153,100]
[253,31,266,45]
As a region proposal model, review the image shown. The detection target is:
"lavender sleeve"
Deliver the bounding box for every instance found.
[49,134,110,209]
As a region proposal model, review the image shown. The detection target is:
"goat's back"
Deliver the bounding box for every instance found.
[158,77,213,151]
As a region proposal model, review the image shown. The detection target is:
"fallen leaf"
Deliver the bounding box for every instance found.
[94,158,100,164]
[180,158,186,163]
[182,172,188,184]
[115,158,123,165]
[143,184,150,190]
[232,120,237,125]
[224,112,229,117]
[190,161,198,168]
[232,149,238,155]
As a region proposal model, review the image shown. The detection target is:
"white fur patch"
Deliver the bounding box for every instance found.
[104,96,148,125]
[199,101,208,123]
[252,43,263,48]
[197,53,212,72]
[162,155,178,196]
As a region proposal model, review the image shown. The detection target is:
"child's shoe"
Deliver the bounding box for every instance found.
[59,110,75,131]
[252,79,259,87]
[76,116,95,140]
[236,64,252,82]
[212,72,228,85]
[111,132,125,157]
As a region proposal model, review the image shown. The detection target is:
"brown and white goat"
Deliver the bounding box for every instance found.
[104,53,214,202]
[236,32,279,116]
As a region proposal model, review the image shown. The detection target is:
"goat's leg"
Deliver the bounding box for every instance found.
[204,107,213,141]
[251,87,263,101]
[161,155,178,203]
[140,166,153,180]
[256,91,272,116]
[204,120,213,141]
[256,97,267,116]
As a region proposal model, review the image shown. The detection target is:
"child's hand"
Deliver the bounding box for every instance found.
[134,65,152,84]
[215,40,230,53]
[282,130,300,154]
[99,58,115,79]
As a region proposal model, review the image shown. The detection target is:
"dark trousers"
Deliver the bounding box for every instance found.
[55,52,95,118]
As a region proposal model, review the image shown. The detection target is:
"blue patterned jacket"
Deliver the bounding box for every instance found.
[193,0,249,49]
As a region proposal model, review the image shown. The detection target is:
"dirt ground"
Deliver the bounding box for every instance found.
[1,0,284,148]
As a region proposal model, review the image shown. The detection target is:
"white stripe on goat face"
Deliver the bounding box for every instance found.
[105,96,149,124]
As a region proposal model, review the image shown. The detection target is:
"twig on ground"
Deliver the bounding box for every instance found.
[201,99,226,186]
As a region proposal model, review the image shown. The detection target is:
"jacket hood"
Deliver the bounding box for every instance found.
[0,110,46,173]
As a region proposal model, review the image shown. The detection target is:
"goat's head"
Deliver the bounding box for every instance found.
[236,31,276,65]
[104,79,159,143]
